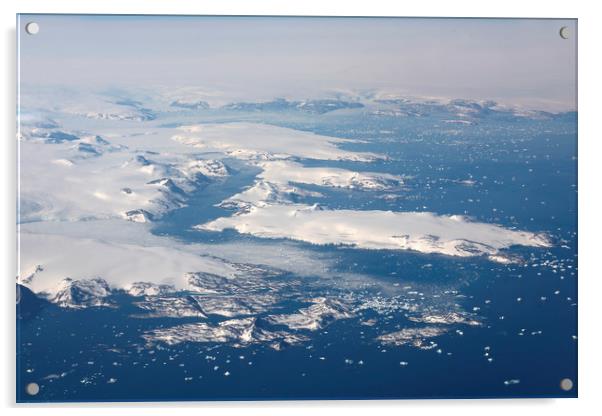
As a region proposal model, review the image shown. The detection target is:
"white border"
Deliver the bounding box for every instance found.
[2,1,600,415]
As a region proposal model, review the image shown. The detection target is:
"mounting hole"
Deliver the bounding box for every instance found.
[560,378,574,391]
[559,26,569,40]
[25,382,39,396]
[25,22,39,35]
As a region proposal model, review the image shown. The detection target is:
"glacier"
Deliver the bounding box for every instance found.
[198,204,549,262]
[17,88,559,354]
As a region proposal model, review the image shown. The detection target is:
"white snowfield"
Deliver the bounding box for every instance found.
[219,180,324,210]
[19,230,239,296]
[176,123,549,263]
[18,93,552,313]
[18,219,333,297]
[198,204,550,260]
[20,91,152,122]
[258,160,403,191]
[173,123,381,161]
[219,160,403,209]
[18,136,227,223]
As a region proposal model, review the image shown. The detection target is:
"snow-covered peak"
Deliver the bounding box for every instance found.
[50,277,113,309]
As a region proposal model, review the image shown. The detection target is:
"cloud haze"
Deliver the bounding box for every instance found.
[18,15,577,110]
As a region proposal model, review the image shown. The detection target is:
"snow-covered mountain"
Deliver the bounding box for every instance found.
[222,98,364,114]
[17,87,564,353]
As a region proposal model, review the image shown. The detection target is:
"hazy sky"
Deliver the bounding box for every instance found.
[18,15,577,111]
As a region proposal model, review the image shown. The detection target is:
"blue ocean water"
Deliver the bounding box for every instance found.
[17,109,577,402]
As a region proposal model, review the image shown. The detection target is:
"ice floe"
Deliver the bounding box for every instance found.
[408,312,480,326]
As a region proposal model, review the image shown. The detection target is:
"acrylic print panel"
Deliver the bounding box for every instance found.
[16,15,577,402]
